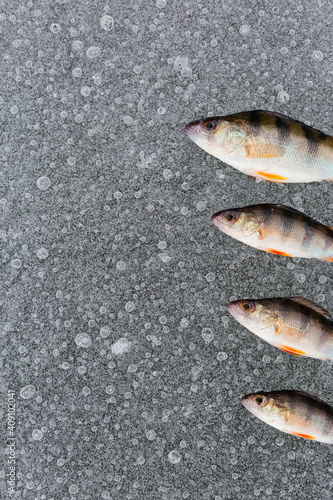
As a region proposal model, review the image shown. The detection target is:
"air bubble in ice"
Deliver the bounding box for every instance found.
[75,333,92,348]
[168,450,181,464]
[312,50,323,61]
[32,429,43,440]
[20,385,36,399]
[86,46,101,58]
[37,176,51,190]
[100,15,114,31]
[111,337,131,355]
[11,259,22,269]
[36,248,49,259]
[239,25,250,35]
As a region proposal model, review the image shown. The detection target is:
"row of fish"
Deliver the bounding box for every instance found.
[185,111,333,443]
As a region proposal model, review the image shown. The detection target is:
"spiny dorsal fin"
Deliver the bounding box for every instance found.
[292,390,329,405]
[289,297,332,320]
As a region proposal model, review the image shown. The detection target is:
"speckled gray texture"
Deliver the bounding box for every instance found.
[2,1,333,499]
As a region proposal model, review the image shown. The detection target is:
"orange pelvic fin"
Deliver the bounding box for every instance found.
[321,257,333,261]
[266,248,292,257]
[279,345,306,357]
[256,171,288,182]
[291,432,315,440]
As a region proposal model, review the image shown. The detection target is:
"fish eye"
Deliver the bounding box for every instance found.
[224,212,235,222]
[254,395,267,406]
[241,302,253,312]
[203,119,218,132]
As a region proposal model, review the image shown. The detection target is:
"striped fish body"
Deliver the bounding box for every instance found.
[211,204,333,260]
[241,390,333,443]
[184,110,333,183]
[227,297,333,360]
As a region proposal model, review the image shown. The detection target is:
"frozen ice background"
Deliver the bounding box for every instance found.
[2,1,333,499]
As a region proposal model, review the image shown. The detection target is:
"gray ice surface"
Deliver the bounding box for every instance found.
[2,1,333,499]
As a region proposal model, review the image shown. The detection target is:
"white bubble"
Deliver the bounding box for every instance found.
[159,254,172,263]
[180,318,189,328]
[80,86,91,96]
[202,328,214,343]
[69,484,79,494]
[32,429,43,440]
[111,337,131,355]
[163,169,172,180]
[196,201,206,211]
[82,386,90,396]
[217,352,228,361]
[100,326,110,338]
[86,46,101,58]
[10,105,19,115]
[123,115,133,125]
[105,385,115,394]
[72,67,82,78]
[239,24,250,35]
[137,456,145,465]
[36,248,49,259]
[72,40,83,51]
[158,107,166,115]
[37,176,51,190]
[125,301,135,312]
[205,272,215,282]
[168,450,181,464]
[100,15,114,31]
[312,50,323,61]
[50,23,61,33]
[174,56,189,72]
[114,191,123,200]
[277,91,289,103]
[297,273,306,283]
[156,0,166,7]
[146,429,156,440]
[67,156,76,165]
[20,385,36,399]
[116,260,126,270]
[275,437,285,446]
[11,258,22,269]
[75,333,92,348]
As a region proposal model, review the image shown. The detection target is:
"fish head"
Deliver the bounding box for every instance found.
[210,207,262,239]
[241,391,288,427]
[184,117,248,157]
[227,299,277,332]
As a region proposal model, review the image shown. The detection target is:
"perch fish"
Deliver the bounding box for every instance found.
[211,204,333,260]
[241,390,333,443]
[185,110,333,183]
[227,297,333,360]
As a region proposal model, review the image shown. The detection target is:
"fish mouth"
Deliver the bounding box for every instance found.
[184,120,202,140]
[226,302,237,318]
[210,211,226,228]
[240,395,249,409]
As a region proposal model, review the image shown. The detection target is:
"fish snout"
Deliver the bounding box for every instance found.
[184,120,202,140]
[226,301,238,318]
[210,210,225,228]
[240,394,251,409]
